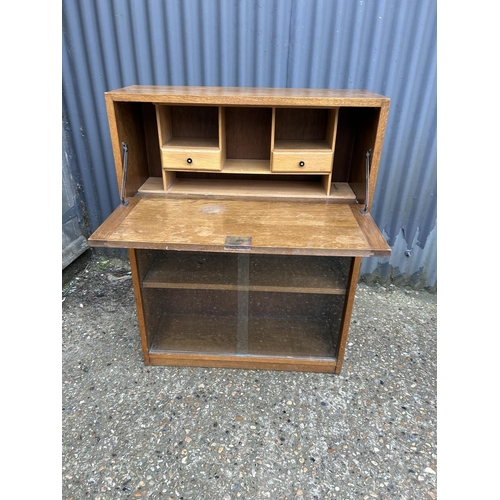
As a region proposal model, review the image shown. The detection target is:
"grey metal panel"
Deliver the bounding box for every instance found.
[62,124,88,269]
[62,0,437,288]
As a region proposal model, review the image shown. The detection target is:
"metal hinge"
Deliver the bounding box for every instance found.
[120,142,129,206]
[360,149,372,214]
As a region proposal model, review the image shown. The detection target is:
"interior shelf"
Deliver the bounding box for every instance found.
[162,137,220,149]
[149,314,338,359]
[273,139,332,151]
[222,159,270,174]
[164,178,329,199]
[138,177,356,201]
[143,252,237,290]
[142,252,350,294]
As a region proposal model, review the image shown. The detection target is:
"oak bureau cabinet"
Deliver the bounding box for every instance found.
[88,86,391,374]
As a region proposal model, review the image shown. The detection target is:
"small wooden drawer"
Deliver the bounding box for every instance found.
[162,149,222,171]
[271,151,333,173]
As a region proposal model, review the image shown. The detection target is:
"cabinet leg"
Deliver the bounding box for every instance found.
[335,257,362,374]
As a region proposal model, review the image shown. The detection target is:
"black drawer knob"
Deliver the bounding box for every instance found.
[299,161,305,167]
[187,158,193,164]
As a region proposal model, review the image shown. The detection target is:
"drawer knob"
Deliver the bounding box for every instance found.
[187,158,193,164]
[299,160,305,167]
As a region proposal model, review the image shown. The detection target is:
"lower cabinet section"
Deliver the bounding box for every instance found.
[131,249,355,373]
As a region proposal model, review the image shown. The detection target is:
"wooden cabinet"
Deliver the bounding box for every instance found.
[89,86,391,374]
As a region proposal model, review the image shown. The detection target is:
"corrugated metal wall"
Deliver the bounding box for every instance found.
[62,0,436,289]
[62,123,89,269]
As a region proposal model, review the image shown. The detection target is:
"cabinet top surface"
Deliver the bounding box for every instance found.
[106,85,389,107]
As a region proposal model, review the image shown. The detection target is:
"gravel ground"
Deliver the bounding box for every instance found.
[62,253,437,500]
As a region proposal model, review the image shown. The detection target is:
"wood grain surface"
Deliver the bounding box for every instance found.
[88,197,390,256]
[107,85,389,107]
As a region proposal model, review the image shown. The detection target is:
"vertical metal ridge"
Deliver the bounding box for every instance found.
[62,0,437,287]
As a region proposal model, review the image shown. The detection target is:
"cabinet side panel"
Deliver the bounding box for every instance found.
[105,94,122,196]
[367,101,390,211]
[156,105,172,147]
[335,257,361,374]
[347,108,381,205]
[332,108,356,183]
[326,108,339,150]
[219,107,226,168]
[129,249,152,364]
[111,101,150,197]
[142,103,162,178]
